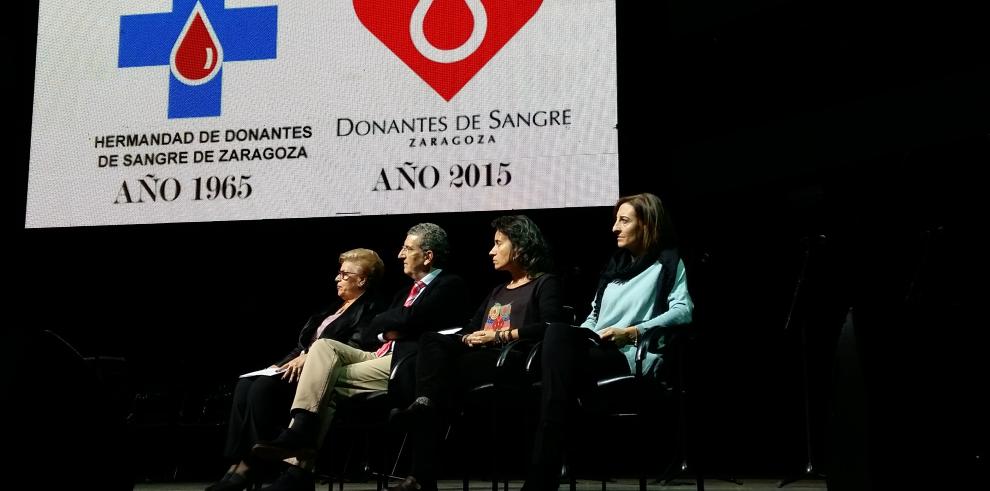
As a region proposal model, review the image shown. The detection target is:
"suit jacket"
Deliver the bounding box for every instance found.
[367,270,470,407]
[275,290,383,366]
[366,270,471,367]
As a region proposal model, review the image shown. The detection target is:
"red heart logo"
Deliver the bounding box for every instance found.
[354,0,544,101]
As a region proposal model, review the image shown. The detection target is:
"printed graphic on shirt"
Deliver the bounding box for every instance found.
[484,302,512,331]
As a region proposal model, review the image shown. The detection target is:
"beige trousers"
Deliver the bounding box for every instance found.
[290,338,390,468]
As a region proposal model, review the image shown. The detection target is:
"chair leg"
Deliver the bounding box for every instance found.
[391,433,408,478]
[376,431,409,491]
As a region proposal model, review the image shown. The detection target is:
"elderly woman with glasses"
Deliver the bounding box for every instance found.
[205,248,385,491]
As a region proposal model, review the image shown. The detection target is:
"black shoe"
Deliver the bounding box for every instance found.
[388,397,435,427]
[208,472,255,491]
[205,471,233,491]
[259,466,315,491]
[252,427,317,462]
[387,475,436,491]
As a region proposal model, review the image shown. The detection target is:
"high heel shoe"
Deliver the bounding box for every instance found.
[258,465,315,491]
[205,472,234,491]
[251,427,317,462]
[205,471,233,491]
[209,472,257,491]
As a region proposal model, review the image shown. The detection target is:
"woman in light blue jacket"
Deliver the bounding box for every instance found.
[523,192,694,491]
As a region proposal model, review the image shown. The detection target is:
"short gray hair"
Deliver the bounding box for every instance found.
[407,223,450,267]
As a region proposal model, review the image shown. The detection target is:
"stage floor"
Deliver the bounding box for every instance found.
[134,478,826,491]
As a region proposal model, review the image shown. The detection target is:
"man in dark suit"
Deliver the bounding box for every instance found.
[250,223,470,491]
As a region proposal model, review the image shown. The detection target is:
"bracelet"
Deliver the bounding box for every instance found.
[630,328,639,347]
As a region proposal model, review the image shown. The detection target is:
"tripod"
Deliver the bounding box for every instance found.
[778,236,827,488]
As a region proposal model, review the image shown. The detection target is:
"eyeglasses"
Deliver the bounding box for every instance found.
[336,270,364,280]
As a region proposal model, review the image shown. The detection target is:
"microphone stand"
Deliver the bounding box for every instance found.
[778,236,827,487]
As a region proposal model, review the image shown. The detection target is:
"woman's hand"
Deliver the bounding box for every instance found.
[598,326,639,348]
[463,329,496,347]
[279,353,307,383]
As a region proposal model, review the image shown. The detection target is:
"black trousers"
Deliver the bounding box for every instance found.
[223,375,295,461]
[415,331,503,406]
[410,331,508,483]
[525,323,629,491]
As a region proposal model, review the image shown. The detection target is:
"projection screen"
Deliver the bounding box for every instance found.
[26,0,618,228]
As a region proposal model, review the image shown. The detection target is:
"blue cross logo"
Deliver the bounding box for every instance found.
[119,0,278,119]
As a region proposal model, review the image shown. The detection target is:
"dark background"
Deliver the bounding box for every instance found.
[7,0,987,488]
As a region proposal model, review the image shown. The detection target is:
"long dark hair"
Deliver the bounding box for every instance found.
[491,215,553,276]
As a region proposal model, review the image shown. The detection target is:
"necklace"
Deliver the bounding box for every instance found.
[508,271,543,288]
[508,277,530,288]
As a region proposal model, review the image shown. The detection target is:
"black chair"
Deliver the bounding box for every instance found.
[317,336,529,491]
[25,330,133,489]
[315,352,417,491]
[443,337,538,491]
[449,306,579,491]
[521,323,703,491]
[173,381,236,481]
[654,325,705,490]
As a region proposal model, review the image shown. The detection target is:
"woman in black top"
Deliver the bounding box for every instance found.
[388,215,567,491]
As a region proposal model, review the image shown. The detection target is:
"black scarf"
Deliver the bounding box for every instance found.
[592,247,681,320]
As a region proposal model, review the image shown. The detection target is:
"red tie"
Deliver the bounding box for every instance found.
[403,280,426,307]
[375,280,425,358]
